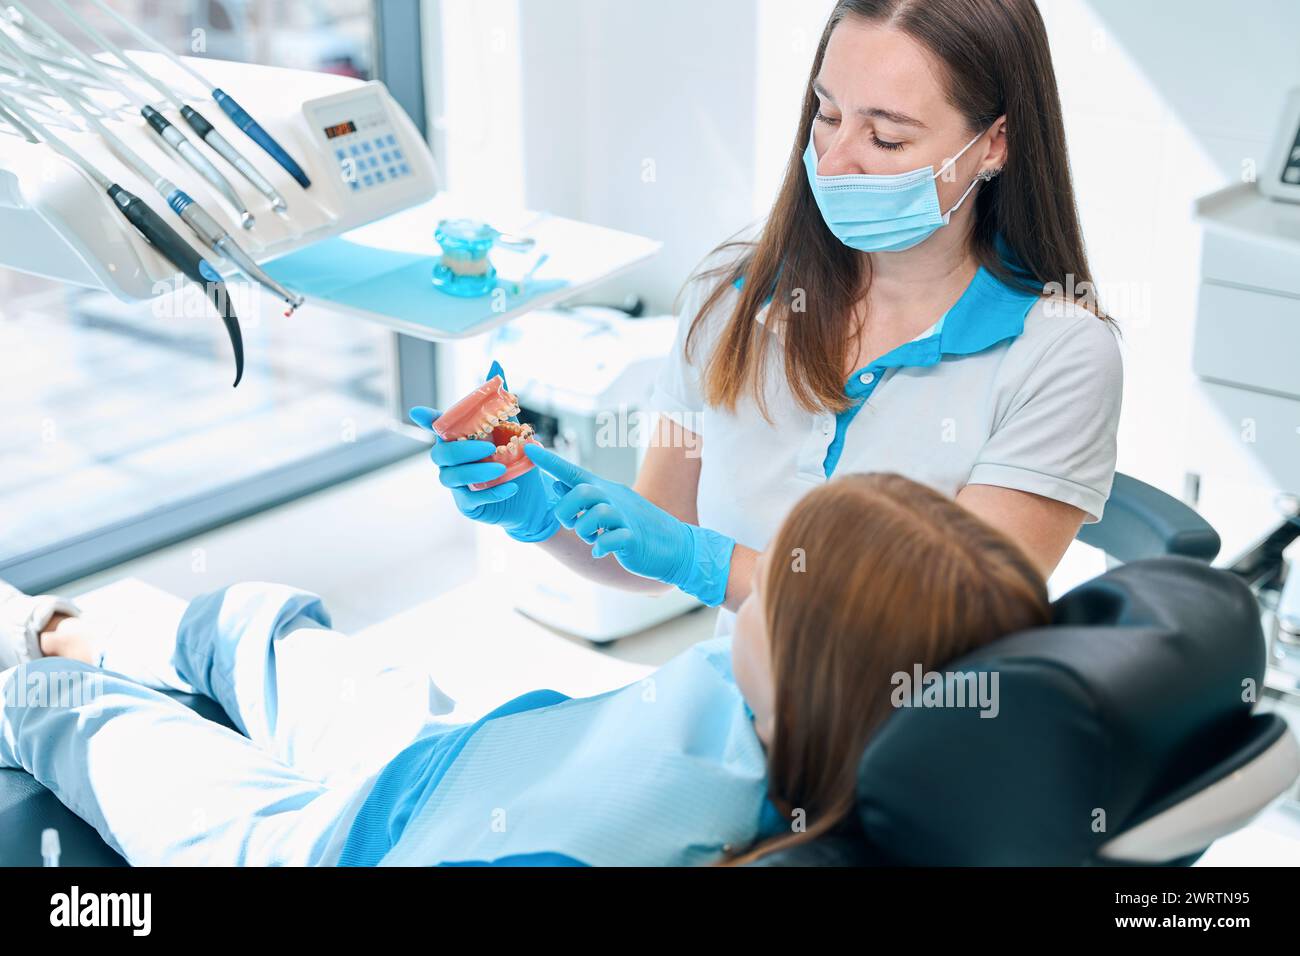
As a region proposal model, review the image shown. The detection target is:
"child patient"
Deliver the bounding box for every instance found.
[0,472,1048,866]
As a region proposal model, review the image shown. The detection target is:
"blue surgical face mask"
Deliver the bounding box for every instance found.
[803,128,989,253]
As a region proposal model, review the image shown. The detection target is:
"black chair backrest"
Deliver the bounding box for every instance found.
[849,557,1262,865]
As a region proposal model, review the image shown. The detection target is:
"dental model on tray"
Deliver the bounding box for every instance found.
[432,376,541,491]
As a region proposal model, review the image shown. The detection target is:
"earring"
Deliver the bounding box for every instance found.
[978,167,1002,182]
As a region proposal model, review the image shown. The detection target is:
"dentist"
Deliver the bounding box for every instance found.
[414,0,1121,638]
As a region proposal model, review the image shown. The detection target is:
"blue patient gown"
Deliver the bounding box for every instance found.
[0,583,781,866]
[339,636,784,867]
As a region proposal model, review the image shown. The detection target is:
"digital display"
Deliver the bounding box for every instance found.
[323,120,357,139]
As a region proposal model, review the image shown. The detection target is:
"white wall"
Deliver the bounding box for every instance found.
[430,0,1300,555]
[1041,0,1300,555]
[516,0,763,310]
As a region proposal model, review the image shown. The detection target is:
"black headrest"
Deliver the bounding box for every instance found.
[854,557,1264,865]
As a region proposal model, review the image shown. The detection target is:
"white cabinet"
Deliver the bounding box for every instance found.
[1191,185,1300,493]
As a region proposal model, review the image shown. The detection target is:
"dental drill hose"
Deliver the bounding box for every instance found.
[109,185,245,386]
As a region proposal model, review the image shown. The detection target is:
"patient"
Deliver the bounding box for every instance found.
[0,473,1047,866]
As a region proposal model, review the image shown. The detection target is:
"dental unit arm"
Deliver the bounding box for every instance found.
[0,52,438,368]
[0,20,304,317]
[0,86,245,385]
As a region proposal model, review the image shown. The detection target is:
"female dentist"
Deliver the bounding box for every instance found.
[413,0,1122,634]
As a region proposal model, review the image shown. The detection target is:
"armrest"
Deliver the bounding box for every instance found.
[1077,473,1220,563]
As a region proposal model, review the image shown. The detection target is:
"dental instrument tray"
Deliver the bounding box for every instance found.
[257,197,661,342]
[0,53,438,301]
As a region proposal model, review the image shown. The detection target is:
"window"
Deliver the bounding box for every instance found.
[0,0,432,590]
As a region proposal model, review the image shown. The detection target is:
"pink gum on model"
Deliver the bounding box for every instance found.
[432,376,540,490]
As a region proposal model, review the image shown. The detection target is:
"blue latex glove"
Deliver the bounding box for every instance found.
[409,361,559,543]
[524,445,735,606]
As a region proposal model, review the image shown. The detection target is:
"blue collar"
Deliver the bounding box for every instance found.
[824,266,1037,477]
[934,264,1040,356]
[734,263,1036,360]
[848,265,1038,391]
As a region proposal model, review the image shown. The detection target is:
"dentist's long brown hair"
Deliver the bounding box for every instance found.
[730,473,1050,864]
[686,0,1106,418]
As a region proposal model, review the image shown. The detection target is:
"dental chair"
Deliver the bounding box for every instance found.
[2,474,1296,866]
[752,474,1300,866]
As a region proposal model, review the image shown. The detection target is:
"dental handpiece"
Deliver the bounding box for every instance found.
[82,0,312,190]
[179,105,287,213]
[210,89,311,189]
[141,105,253,228]
[2,3,255,228]
[0,90,245,386]
[0,30,246,234]
[168,191,304,314]
[5,64,275,314]
[108,184,245,386]
[127,150,297,312]
[17,0,288,213]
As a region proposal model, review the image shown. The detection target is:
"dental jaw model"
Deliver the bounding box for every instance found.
[433,376,541,490]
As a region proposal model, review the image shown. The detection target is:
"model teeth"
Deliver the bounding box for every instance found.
[488,429,533,456]
[456,414,534,444]
[457,401,525,441]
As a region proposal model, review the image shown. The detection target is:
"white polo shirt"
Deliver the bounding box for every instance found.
[651,259,1123,635]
